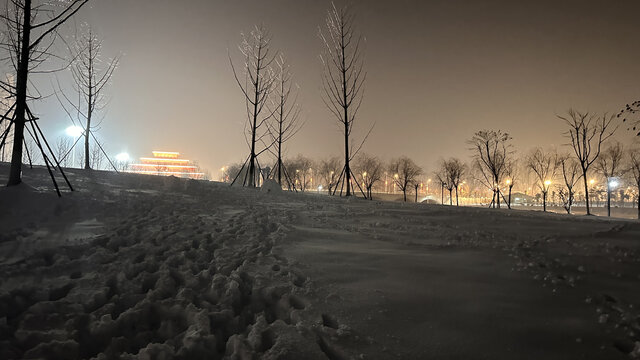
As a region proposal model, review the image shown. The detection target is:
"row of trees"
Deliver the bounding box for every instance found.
[230,4,369,196]
[223,108,640,219]
[1,0,118,193]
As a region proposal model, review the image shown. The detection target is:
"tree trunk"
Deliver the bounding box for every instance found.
[84,104,92,169]
[582,170,591,215]
[607,183,611,217]
[507,186,512,209]
[403,189,407,202]
[496,188,501,208]
[455,187,459,206]
[7,0,32,186]
[449,189,453,205]
[543,191,547,212]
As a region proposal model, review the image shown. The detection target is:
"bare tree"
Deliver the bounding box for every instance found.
[413,177,423,203]
[353,153,382,199]
[1,0,91,186]
[468,130,512,208]
[526,148,559,212]
[389,156,422,202]
[287,154,313,192]
[22,136,40,166]
[0,74,14,162]
[90,141,105,170]
[503,159,518,209]
[317,156,341,194]
[434,168,447,205]
[557,155,582,214]
[596,142,625,217]
[319,3,368,197]
[225,162,247,185]
[55,136,71,168]
[629,147,640,219]
[440,158,465,206]
[230,25,277,187]
[559,109,617,215]
[56,27,118,170]
[268,54,302,188]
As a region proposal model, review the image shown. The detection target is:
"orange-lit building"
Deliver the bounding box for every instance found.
[128,151,204,179]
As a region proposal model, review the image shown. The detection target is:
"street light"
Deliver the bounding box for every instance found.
[65,125,83,137]
[606,177,620,217]
[115,152,130,171]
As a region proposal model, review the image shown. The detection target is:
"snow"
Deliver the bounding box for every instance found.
[1,164,640,359]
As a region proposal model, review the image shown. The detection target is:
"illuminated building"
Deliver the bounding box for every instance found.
[128,151,205,179]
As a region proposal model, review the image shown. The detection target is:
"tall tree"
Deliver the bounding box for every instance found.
[56,27,118,170]
[268,54,302,187]
[443,158,465,206]
[559,109,616,215]
[596,142,625,217]
[1,0,90,186]
[557,154,582,214]
[230,25,277,187]
[319,3,368,197]
[468,130,512,208]
[389,156,422,202]
[526,148,559,212]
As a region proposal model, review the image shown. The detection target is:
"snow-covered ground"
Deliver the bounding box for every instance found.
[1,164,640,359]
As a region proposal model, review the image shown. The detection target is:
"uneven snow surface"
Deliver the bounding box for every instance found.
[1,165,640,359]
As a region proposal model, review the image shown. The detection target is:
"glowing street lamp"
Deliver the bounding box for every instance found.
[115,152,130,171]
[606,177,620,217]
[115,152,130,162]
[65,125,83,137]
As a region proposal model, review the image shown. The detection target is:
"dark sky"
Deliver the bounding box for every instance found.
[33,0,640,175]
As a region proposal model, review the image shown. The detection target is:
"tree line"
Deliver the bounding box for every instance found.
[224,108,640,219]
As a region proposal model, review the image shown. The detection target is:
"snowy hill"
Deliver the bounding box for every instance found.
[1,164,640,359]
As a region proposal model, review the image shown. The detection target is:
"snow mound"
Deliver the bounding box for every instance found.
[261,179,282,193]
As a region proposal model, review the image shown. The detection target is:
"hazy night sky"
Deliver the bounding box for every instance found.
[31,0,640,176]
